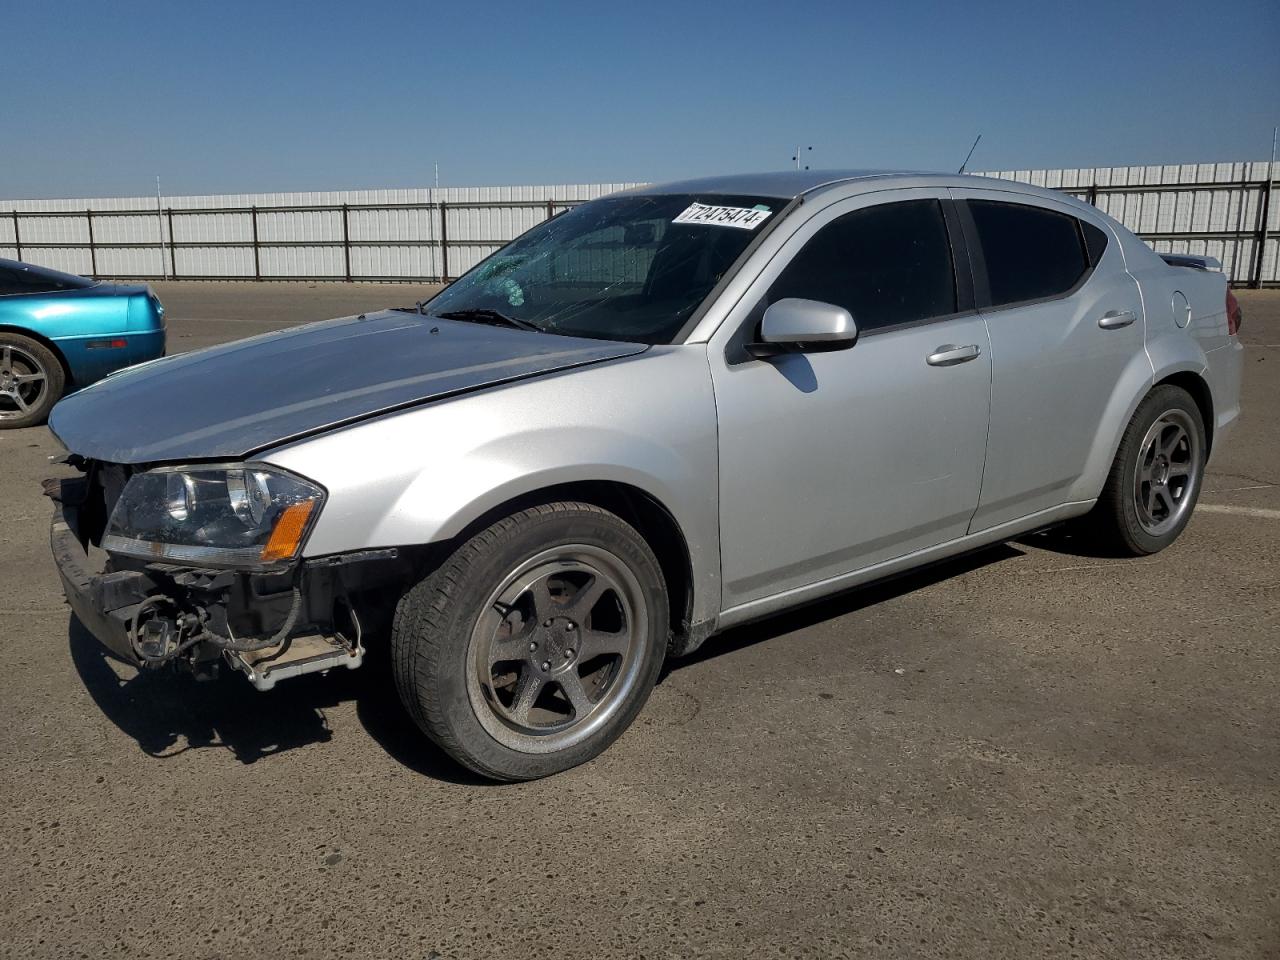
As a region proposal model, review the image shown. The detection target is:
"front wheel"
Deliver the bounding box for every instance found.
[391,502,669,781]
[1085,384,1207,555]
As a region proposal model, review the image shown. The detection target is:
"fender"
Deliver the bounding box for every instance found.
[261,347,724,627]
[1067,331,1211,504]
[423,435,694,542]
[1065,347,1157,504]
[1146,313,1211,386]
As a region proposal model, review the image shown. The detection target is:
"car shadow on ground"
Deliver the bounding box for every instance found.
[67,616,487,783]
[665,543,1024,675]
[69,615,349,762]
[70,542,1027,782]
[1012,524,1130,559]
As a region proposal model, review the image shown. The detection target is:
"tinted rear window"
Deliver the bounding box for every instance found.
[0,261,96,296]
[767,199,956,332]
[967,201,1090,307]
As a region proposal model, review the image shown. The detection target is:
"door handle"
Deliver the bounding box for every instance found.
[926,343,982,366]
[1098,309,1137,329]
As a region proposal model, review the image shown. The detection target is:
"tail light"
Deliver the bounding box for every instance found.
[1225,289,1243,336]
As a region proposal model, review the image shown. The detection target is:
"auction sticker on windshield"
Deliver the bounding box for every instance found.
[673,202,771,230]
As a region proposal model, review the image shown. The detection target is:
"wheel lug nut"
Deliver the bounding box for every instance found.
[528,641,537,651]
[564,649,574,659]
[543,619,553,628]
[566,622,575,631]
[541,661,551,671]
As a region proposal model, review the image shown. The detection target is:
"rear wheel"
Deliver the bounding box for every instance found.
[392,502,669,781]
[1085,384,1206,555]
[0,333,65,428]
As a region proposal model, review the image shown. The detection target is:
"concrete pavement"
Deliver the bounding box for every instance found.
[1,285,1276,959]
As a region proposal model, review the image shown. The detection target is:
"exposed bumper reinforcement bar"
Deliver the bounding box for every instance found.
[227,630,364,691]
[48,476,366,689]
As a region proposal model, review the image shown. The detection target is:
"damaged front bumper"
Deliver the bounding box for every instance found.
[47,475,373,690]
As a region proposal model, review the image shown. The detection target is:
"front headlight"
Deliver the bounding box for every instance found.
[102,464,325,568]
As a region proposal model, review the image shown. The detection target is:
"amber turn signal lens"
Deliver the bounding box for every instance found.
[259,500,317,562]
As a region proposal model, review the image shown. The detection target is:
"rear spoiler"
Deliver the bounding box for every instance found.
[1160,253,1222,272]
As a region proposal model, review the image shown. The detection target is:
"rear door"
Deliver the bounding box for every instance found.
[708,191,992,610]
[949,189,1148,531]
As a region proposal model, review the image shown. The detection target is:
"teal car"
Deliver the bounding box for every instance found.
[0,259,166,428]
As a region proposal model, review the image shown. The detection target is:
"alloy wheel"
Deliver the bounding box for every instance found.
[1133,408,1201,536]
[0,345,49,421]
[467,544,647,754]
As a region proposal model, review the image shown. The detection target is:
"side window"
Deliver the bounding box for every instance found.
[767,199,956,332]
[1082,220,1109,267]
[966,200,1093,307]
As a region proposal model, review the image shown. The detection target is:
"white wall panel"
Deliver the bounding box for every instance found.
[1,171,1274,283]
[173,246,255,277]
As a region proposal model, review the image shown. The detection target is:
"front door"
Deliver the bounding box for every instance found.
[708,192,992,612]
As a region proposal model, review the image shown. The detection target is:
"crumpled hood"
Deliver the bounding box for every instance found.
[49,310,647,464]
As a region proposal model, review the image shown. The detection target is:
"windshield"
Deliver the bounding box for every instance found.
[423,193,783,344]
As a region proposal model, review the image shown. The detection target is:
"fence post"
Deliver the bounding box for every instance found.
[1254,172,1274,289]
[251,206,261,281]
[166,208,177,280]
[1087,183,1099,207]
[1231,173,1249,285]
[439,201,449,282]
[342,203,352,281]
[86,209,98,278]
[546,199,555,221]
[11,211,21,261]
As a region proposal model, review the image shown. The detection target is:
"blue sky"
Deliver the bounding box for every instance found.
[5,0,1278,198]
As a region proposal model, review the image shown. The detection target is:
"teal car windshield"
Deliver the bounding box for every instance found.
[425,194,781,344]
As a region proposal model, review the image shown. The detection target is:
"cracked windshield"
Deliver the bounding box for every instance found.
[424,194,779,343]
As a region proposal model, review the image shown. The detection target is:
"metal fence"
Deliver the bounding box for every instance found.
[0,184,643,283]
[0,164,1275,286]
[0,198,585,284]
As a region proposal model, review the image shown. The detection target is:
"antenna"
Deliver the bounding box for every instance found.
[957,134,982,174]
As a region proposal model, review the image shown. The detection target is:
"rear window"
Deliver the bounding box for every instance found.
[966,201,1092,307]
[0,261,96,296]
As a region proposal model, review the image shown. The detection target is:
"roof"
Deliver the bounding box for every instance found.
[627,170,918,200]
[626,170,1091,209]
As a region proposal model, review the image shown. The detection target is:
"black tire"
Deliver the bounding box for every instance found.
[1085,384,1206,556]
[391,501,669,781]
[0,333,65,429]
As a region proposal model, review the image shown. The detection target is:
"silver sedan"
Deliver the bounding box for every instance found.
[48,171,1244,780]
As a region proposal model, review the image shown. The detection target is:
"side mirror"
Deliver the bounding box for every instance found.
[747,298,858,358]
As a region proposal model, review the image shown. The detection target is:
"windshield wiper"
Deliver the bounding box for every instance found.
[432,308,544,333]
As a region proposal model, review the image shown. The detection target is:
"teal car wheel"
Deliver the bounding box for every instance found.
[0,333,65,428]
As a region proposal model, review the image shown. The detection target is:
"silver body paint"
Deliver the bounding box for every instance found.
[50,171,1244,639]
[48,310,646,462]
